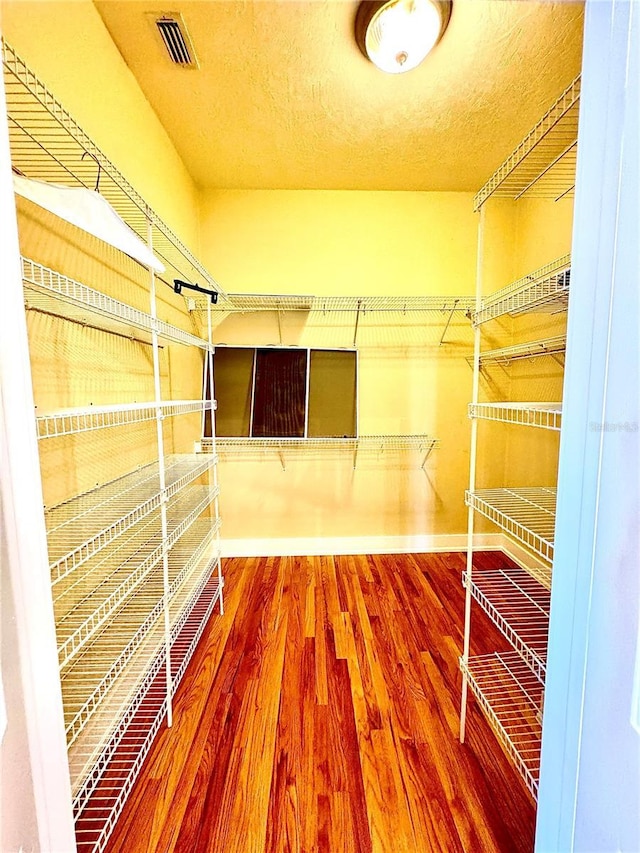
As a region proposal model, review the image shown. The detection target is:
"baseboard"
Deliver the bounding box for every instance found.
[497,534,549,573]
[219,533,504,558]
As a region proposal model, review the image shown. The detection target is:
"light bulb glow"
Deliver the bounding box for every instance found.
[365,0,443,74]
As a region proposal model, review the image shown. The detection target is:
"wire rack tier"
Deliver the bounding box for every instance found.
[474,75,580,211]
[208,434,439,450]
[472,256,571,326]
[469,402,562,431]
[465,487,556,563]
[463,566,551,679]
[477,336,566,366]
[2,38,229,307]
[190,293,477,314]
[66,528,221,794]
[22,257,212,350]
[46,454,214,584]
[36,399,214,439]
[72,565,222,853]
[460,651,543,798]
[61,519,220,750]
[202,435,440,469]
[54,485,218,669]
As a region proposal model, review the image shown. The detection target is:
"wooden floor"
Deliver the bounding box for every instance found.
[105,552,535,853]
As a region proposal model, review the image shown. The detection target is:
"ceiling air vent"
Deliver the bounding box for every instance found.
[154,14,198,68]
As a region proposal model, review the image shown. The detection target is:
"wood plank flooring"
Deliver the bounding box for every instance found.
[104,552,535,853]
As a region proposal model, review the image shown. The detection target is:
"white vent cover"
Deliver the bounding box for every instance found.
[154,14,198,68]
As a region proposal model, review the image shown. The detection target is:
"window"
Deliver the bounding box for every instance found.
[210,347,357,439]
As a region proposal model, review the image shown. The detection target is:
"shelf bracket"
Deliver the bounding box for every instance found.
[353,440,359,470]
[420,441,436,470]
[278,443,286,471]
[277,303,283,345]
[439,299,459,346]
[353,299,363,347]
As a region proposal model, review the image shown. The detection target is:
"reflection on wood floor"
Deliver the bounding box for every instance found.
[105,552,535,853]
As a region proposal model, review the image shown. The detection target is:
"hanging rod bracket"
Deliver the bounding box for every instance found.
[174,279,218,303]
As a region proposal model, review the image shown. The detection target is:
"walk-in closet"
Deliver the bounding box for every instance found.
[1,2,637,853]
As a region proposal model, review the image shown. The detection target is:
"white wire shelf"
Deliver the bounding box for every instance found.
[477,336,566,366]
[474,75,580,210]
[2,38,229,308]
[472,256,571,326]
[46,454,214,584]
[22,257,212,351]
[469,402,562,431]
[54,485,218,669]
[72,566,222,853]
[466,487,556,564]
[62,520,220,749]
[463,566,551,679]
[193,294,476,347]
[192,293,476,314]
[460,651,543,798]
[202,434,440,470]
[69,537,222,800]
[36,399,213,439]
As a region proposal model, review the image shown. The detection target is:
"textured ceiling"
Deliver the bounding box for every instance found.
[93,0,584,192]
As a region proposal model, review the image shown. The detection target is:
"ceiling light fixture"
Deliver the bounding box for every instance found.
[355,0,452,74]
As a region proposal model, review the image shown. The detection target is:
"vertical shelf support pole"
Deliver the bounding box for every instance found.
[206,303,224,616]
[201,342,209,441]
[460,205,485,743]
[148,214,173,727]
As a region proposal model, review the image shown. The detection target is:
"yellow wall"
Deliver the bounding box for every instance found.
[200,190,478,542]
[199,190,477,296]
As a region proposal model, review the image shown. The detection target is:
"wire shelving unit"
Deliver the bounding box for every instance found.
[460,75,579,800]
[72,567,222,853]
[193,293,476,314]
[462,566,551,678]
[3,36,226,853]
[54,485,218,669]
[22,257,212,351]
[190,293,476,346]
[472,256,571,327]
[465,487,556,564]
[37,399,214,439]
[202,434,440,470]
[460,651,544,797]
[62,520,220,749]
[477,336,566,366]
[45,454,214,583]
[473,74,580,210]
[469,402,562,431]
[67,533,221,798]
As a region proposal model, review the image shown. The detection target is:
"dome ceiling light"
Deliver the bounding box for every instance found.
[355,0,452,74]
